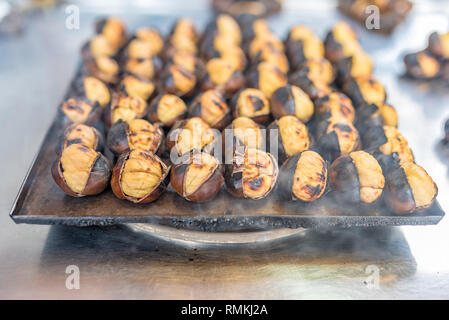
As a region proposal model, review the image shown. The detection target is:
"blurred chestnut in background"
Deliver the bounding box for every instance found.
[111,150,170,203]
[404,51,441,80]
[135,27,164,57]
[105,92,148,127]
[270,84,314,122]
[315,92,355,123]
[118,74,156,102]
[342,76,386,108]
[285,25,324,71]
[58,97,102,128]
[225,148,278,200]
[336,50,373,84]
[267,115,310,164]
[83,55,120,85]
[159,64,197,97]
[95,17,127,51]
[316,119,360,161]
[166,52,206,78]
[163,18,199,58]
[167,117,218,156]
[232,88,271,124]
[148,94,187,128]
[81,35,117,60]
[57,124,104,155]
[251,43,289,74]
[428,31,449,59]
[385,162,437,214]
[200,58,245,95]
[279,150,328,202]
[73,76,111,109]
[52,144,111,197]
[188,90,231,129]
[246,62,287,99]
[123,56,163,81]
[330,150,385,204]
[107,119,164,156]
[324,21,358,64]
[171,152,224,202]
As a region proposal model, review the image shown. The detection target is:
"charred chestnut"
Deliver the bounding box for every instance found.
[188,90,231,129]
[171,152,224,202]
[111,150,170,203]
[81,35,117,60]
[95,17,127,51]
[246,62,287,99]
[270,84,314,122]
[135,27,164,57]
[428,31,449,59]
[404,50,441,80]
[123,57,162,81]
[251,43,289,74]
[167,52,206,77]
[330,150,385,204]
[356,102,398,132]
[147,94,187,127]
[118,74,156,102]
[324,21,359,64]
[223,117,266,158]
[336,50,373,84]
[167,117,218,156]
[362,125,414,172]
[267,115,310,164]
[163,19,199,58]
[58,97,102,127]
[105,92,148,127]
[159,64,197,97]
[232,88,270,124]
[248,33,284,59]
[83,55,120,84]
[200,58,245,95]
[57,124,104,154]
[289,69,332,101]
[225,148,279,199]
[342,76,386,108]
[285,25,324,71]
[316,119,361,161]
[73,76,111,108]
[385,162,437,214]
[52,144,111,197]
[107,119,164,156]
[315,92,355,123]
[279,150,328,202]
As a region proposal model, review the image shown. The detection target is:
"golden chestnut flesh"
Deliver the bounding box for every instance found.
[270,84,314,122]
[234,88,270,122]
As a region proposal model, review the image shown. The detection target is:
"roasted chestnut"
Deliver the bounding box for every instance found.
[362,125,414,172]
[147,94,187,127]
[135,27,164,56]
[316,119,361,161]
[238,16,271,43]
[251,43,289,74]
[336,50,373,84]
[167,117,218,156]
[111,150,170,203]
[170,152,224,202]
[95,17,127,51]
[223,117,266,159]
[58,97,102,127]
[285,25,324,70]
[123,39,155,59]
[355,102,398,132]
[107,119,164,156]
[57,123,104,154]
[324,21,359,64]
[278,150,328,202]
[81,35,117,60]
[72,76,111,108]
[219,46,248,72]
[118,74,156,102]
[267,115,310,164]
[385,162,437,214]
[159,64,197,97]
[225,148,279,199]
[52,144,111,197]
[315,92,355,123]
[342,76,386,108]
[212,0,282,18]
[248,33,284,59]
[231,88,270,124]
[123,57,162,81]
[246,61,287,99]
[83,55,120,84]
[428,31,449,59]
[289,69,332,101]
[329,150,385,204]
[270,84,314,122]
[163,18,199,58]
[188,90,231,129]
[105,92,148,127]
[203,14,242,47]
[167,52,206,77]
[200,58,245,95]
[296,58,334,85]
[404,50,441,80]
